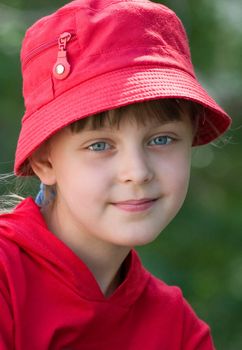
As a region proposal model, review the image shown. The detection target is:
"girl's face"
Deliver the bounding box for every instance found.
[32,108,193,249]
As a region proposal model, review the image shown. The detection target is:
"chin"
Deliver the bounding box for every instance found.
[133,236,160,247]
[119,230,162,247]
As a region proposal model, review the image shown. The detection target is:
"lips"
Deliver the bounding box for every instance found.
[112,198,157,212]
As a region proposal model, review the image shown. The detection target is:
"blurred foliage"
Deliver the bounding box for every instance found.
[0,0,242,349]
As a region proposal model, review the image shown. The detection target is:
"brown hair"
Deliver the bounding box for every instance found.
[69,98,202,133]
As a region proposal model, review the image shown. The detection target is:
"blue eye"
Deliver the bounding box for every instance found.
[88,142,110,151]
[149,136,173,146]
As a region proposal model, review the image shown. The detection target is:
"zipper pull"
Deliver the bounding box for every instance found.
[53,32,72,80]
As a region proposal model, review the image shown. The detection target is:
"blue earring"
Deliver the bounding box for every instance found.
[35,183,45,206]
[35,183,56,206]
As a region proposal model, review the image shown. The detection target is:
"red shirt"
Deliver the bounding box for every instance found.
[0,198,215,349]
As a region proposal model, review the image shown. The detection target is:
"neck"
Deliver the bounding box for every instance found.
[70,238,130,297]
[87,247,129,297]
[42,204,130,297]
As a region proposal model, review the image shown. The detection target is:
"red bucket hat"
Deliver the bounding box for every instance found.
[15,0,231,175]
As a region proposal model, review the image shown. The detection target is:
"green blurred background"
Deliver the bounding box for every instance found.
[0,0,241,348]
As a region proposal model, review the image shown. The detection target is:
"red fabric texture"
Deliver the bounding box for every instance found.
[15,0,231,175]
[0,198,215,349]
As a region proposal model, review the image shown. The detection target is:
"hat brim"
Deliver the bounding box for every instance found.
[15,65,231,175]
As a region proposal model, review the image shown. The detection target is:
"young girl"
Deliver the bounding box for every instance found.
[0,0,231,349]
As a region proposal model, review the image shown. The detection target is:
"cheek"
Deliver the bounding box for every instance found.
[162,150,191,197]
[56,164,111,205]
[175,160,191,203]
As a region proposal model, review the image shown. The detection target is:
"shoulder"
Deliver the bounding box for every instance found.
[0,198,41,306]
[145,273,204,321]
[0,197,38,220]
[0,197,40,269]
[0,197,42,237]
[0,217,25,284]
[143,273,214,348]
[145,272,184,305]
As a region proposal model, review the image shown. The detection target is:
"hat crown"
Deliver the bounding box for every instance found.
[21,0,193,119]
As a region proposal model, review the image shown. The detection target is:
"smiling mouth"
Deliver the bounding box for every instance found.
[112,198,158,212]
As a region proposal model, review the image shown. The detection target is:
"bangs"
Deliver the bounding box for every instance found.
[69,99,202,133]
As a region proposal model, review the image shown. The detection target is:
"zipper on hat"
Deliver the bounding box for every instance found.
[22,31,76,79]
[53,32,72,80]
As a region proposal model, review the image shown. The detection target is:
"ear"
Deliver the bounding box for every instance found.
[29,142,56,186]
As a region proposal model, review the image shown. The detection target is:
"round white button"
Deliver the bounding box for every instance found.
[55,64,65,75]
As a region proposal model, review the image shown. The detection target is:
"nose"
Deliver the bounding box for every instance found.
[117,147,154,185]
